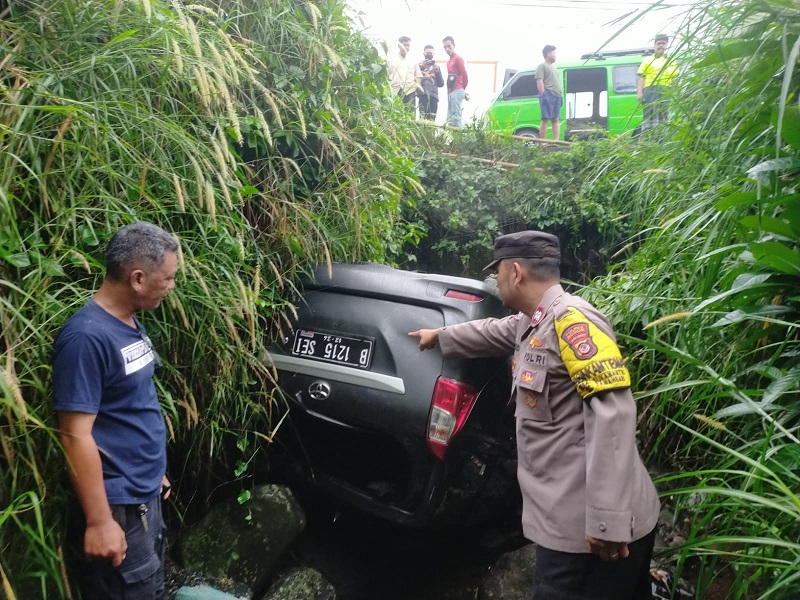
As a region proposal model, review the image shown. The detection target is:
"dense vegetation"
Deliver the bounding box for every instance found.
[1,0,797,598]
[408,1,800,597]
[0,0,417,596]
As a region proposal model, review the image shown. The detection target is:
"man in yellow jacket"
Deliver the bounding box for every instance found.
[637,34,679,132]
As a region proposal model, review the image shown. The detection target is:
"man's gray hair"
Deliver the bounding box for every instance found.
[519,257,560,282]
[106,222,179,281]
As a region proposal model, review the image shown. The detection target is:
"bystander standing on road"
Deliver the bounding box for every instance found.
[637,34,679,132]
[388,35,422,110]
[535,44,563,140]
[54,222,178,600]
[417,44,444,121]
[443,36,469,127]
[410,231,660,600]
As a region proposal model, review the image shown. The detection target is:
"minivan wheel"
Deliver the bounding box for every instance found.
[514,128,539,139]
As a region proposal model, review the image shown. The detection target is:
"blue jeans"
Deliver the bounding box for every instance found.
[447,88,465,127]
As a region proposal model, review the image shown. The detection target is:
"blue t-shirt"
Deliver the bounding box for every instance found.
[52,299,166,504]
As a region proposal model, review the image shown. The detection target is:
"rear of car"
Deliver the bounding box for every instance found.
[266,263,517,526]
[486,50,647,140]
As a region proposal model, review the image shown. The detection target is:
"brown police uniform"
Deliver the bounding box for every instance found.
[438,283,660,553]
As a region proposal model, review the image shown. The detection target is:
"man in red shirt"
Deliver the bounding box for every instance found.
[442,36,469,127]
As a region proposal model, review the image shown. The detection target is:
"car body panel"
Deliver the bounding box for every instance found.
[268,263,517,526]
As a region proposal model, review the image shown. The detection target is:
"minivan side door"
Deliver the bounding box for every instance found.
[563,66,608,140]
[608,63,642,135]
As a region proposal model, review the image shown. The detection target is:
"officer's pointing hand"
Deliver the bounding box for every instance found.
[409,329,439,351]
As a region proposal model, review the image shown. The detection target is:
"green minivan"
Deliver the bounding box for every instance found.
[487,49,652,140]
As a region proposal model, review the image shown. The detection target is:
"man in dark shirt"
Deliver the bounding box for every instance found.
[53,222,178,600]
[417,44,444,121]
[443,35,469,127]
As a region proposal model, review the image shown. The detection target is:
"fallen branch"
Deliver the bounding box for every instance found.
[440,152,546,172]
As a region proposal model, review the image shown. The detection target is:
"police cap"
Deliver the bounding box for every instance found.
[484,230,561,271]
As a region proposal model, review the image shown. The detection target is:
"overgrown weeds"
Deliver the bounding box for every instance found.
[0,0,416,595]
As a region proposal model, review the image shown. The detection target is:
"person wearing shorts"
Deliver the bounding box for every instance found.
[536,45,563,140]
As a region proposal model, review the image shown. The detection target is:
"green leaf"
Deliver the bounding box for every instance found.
[739,215,797,239]
[762,367,800,408]
[107,29,139,45]
[695,39,763,68]
[711,305,794,327]
[772,105,800,148]
[237,490,251,504]
[240,185,259,196]
[3,253,31,268]
[715,191,758,211]
[78,224,100,247]
[694,273,772,311]
[751,242,800,274]
[43,260,66,277]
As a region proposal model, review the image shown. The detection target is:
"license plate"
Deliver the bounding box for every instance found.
[290,329,374,369]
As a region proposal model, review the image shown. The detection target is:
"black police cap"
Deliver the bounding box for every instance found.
[484,230,561,271]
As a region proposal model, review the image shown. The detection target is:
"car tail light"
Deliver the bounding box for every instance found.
[427,377,479,460]
[444,290,483,302]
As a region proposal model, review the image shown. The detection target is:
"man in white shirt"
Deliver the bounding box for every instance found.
[387,35,422,111]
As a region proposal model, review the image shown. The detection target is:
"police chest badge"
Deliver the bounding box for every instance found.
[524,390,538,408]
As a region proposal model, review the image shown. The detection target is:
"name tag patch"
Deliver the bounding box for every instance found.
[523,351,547,365]
[121,340,154,375]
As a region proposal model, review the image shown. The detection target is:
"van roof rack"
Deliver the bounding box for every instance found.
[580,48,653,60]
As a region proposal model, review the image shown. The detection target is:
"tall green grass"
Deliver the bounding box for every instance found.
[0,0,416,596]
[578,1,800,597]
[406,0,799,595]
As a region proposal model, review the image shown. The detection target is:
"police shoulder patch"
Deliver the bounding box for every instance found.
[554,307,631,399]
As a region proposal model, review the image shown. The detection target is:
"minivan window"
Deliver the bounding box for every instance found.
[505,73,538,99]
[612,65,639,94]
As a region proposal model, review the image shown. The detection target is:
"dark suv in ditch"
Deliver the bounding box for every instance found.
[267,263,518,526]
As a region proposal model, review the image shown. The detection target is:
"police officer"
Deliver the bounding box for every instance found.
[410,230,659,600]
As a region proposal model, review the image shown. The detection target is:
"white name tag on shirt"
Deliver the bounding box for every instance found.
[121,340,154,375]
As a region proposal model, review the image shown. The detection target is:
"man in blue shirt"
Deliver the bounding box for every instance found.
[53,222,179,600]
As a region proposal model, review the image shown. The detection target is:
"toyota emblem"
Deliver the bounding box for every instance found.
[308,381,331,400]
